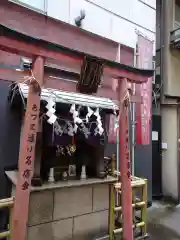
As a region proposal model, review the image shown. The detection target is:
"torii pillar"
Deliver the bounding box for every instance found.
[119,78,133,240]
[11,56,44,240]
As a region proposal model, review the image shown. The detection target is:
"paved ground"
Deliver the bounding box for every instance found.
[148,224,180,240]
[95,201,180,240]
[147,201,180,240]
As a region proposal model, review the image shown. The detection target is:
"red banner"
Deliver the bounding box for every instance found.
[136,35,153,145]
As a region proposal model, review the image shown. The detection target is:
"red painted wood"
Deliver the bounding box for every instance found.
[11,56,44,240]
[0,68,117,101]
[0,36,149,84]
[104,66,149,83]
[0,50,20,66]
[118,78,133,240]
[0,36,82,64]
[120,45,134,66]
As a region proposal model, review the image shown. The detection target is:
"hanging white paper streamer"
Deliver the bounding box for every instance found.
[74,116,82,124]
[46,96,55,109]
[94,108,104,136]
[54,121,63,136]
[86,107,94,123]
[47,115,57,125]
[46,96,57,125]
[67,121,74,136]
[46,108,56,117]
[80,122,90,138]
[114,115,119,132]
[46,101,105,138]
[113,104,117,116]
[69,104,82,130]
[73,124,78,133]
[70,104,76,114]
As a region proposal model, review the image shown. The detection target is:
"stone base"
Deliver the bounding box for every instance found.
[27,210,108,240]
[6,171,116,240]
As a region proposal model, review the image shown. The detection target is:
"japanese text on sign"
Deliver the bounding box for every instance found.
[22,103,38,190]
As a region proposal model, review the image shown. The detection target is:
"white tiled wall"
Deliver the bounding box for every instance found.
[139,0,156,9]
[47,0,70,23]
[69,0,112,39]
[10,0,156,52]
[132,0,155,32]
[111,14,155,48]
[87,0,156,32]
[9,0,46,12]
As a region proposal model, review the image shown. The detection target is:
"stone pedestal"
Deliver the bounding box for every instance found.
[6,171,116,240]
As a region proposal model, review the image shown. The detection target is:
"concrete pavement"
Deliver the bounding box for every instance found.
[148,201,180,239]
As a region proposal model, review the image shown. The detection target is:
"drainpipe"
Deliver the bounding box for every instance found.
[177,104,180,203]
[131,47,138,176]
[116,44,120,206]
[160,0,168,200]
[160,0,169,98]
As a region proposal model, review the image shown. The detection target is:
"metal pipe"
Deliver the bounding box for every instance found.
[116,128,119,178]
[177,105,180,203]
[0,231,10,239]
[114,201,146,212]
[131,89,135,176]
[116,44,121,206]
[113,221,145,234]
[131,47,138,176]
[0,197,14,209]
[109,184,115,240]
[141,179,148,234]
[116,125,120,206]
[161,0,169,96]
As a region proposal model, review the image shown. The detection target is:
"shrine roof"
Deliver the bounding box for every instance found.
[17,83,118,110]
[0,24,154,79]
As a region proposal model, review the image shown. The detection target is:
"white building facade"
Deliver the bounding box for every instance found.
[9,0,156,55]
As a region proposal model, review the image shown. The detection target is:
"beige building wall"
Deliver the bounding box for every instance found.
[161,106,178,199]
[167,0,180,97]
[161,0,180,200]
[168,50,180,96]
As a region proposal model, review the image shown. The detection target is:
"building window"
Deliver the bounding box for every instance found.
[9,0,46,13]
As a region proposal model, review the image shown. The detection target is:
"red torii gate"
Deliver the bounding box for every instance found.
[0,24,153,240]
